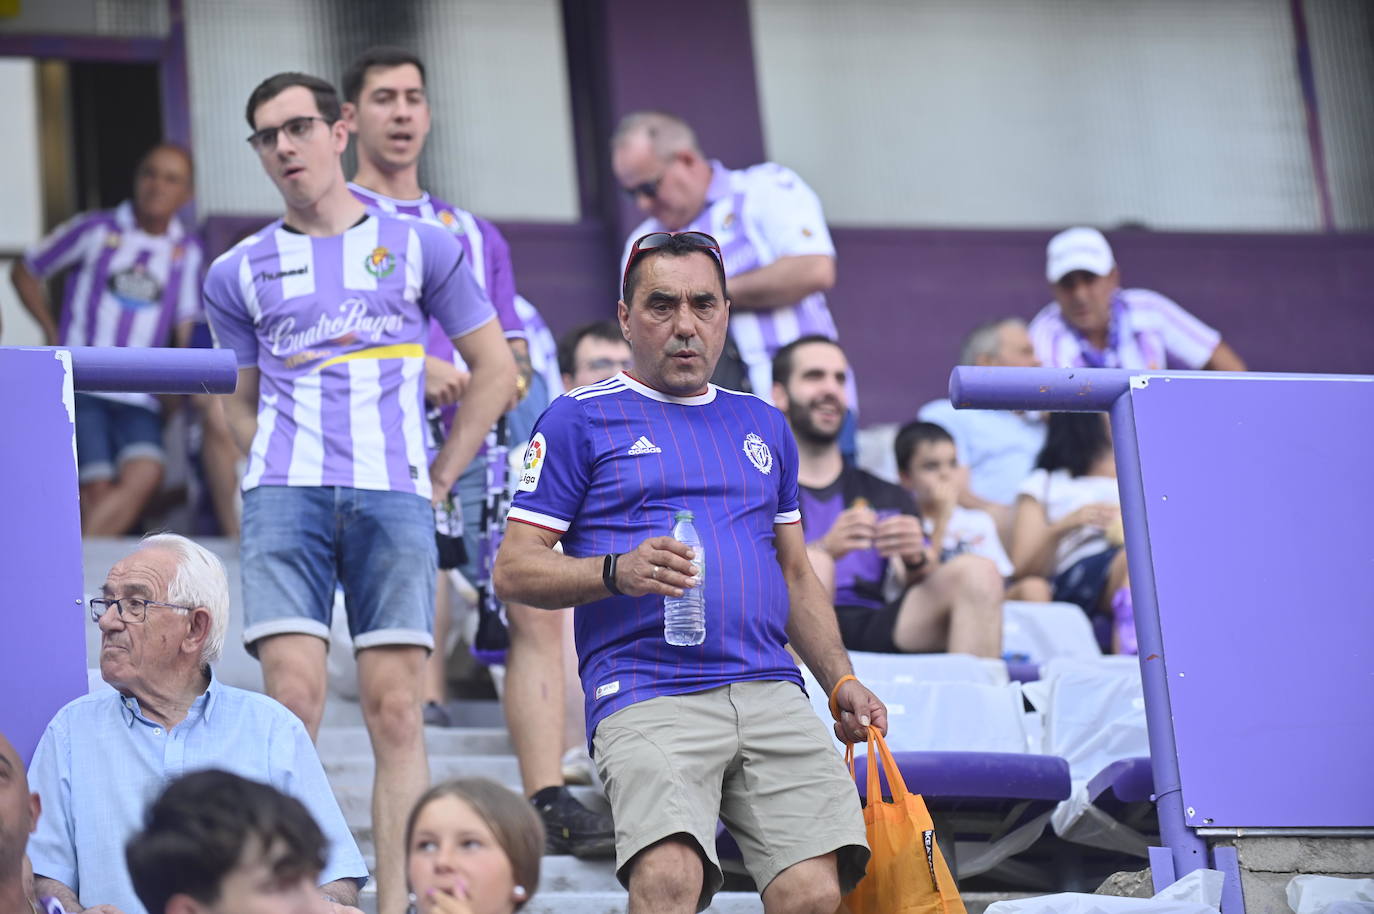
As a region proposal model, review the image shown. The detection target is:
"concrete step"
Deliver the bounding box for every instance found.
[355,888,764,914]
[317,725,515,759]
[340,783,610,835]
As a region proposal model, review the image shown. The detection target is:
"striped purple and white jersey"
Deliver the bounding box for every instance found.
[622,161,838,395]
[507,373,804,746]
[348,182,524,341]
[203,213,497,499]
[1029,288,1222,371]
[514,294,563,402]
[24,201,203,409]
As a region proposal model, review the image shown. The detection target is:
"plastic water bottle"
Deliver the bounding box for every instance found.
[664,510,706,646]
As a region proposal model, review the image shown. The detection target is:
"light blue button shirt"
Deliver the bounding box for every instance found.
[27,673,367,914]
[916,399,1048,506]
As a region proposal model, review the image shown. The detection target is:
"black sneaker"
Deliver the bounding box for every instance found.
[421,701,453,727]
[530,786,616,858]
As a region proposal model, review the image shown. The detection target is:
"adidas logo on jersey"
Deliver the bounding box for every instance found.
[627,435,662,456]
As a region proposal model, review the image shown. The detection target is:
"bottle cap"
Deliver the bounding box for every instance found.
[674,509,694,522]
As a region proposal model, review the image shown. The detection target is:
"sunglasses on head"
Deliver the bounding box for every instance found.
[621,231,723,300]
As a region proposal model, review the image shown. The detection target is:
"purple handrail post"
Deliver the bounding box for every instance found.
[1108,386,1210,883]
[949,366,1212,885]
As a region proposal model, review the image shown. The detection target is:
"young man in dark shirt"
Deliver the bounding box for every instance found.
[773,336,1003,656]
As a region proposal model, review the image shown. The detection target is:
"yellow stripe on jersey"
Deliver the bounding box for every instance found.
[313,343,425,372]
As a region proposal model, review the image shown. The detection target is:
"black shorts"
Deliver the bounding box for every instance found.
[833,603,902,654]
[1052,547,1122,616]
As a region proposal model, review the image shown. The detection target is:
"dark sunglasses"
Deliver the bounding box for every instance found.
[622,173,665,200]
[621,231,723,299]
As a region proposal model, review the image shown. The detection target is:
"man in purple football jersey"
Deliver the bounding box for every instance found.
[203,71,516,914]
[495,232,887,914]
[10,144,201,536]
[340,46,613,855]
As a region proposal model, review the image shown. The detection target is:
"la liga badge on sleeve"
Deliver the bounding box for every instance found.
[519,432,547,491]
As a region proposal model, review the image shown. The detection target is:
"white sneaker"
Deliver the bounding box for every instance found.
[560,746,597,786]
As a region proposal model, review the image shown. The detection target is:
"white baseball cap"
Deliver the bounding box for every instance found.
[1046,227,1115,283]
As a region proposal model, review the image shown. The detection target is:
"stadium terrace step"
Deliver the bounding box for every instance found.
[316,724,514,759]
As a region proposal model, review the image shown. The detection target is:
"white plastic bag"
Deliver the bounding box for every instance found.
[985,868,1223,913]
[1287,875,1374,914]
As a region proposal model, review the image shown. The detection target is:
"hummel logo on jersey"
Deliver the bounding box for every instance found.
[627,435,662,456]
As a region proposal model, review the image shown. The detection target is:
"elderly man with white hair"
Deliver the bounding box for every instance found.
[26,534,366,914]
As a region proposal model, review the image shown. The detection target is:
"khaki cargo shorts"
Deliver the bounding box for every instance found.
[592,680,869,910]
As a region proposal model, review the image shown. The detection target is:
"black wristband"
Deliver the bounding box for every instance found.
[603,553,624,596]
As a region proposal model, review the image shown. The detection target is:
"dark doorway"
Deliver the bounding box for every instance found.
[68,61,163,211]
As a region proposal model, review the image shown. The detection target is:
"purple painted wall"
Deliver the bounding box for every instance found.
[600,0,766,240]
[829,228,1374,425]
[205,218,1374,426]
[0,350,87,764]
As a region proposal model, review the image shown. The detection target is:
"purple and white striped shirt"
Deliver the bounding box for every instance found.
[203,213,496,498]
[507,373,804,746]
[622,161,838,395]
[1029,288,1221,371]
[347,182,524,341]
[24,201,203,409]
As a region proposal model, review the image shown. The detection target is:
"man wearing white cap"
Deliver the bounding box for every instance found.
[1029,227,1245,372]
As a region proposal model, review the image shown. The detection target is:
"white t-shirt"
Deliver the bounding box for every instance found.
[925,505,1013,577]
[1017,469,1120,574]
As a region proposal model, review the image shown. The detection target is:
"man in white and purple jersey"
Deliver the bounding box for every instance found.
[204,71,516,914]
[10,144,201,536]
[1030,226,1247,372]
[338,46,613,857]
[612,111,841,399]
[495,232,887,914]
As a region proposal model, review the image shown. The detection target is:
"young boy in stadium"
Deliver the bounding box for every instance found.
[896,421,1051,603]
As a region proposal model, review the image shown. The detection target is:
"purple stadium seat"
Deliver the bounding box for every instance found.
[1087,756,1157,836]
[717,750,1071,876]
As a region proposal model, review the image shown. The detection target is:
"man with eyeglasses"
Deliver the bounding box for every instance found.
[495,231,887,914]
[25,535,365,914]
[337,46,614,857]
[556,320,634,391]
[611,111,841,400]
[8,144,202,536]
[203,72,516,914]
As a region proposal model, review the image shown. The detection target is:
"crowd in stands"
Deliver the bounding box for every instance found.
[2,39,1252,914]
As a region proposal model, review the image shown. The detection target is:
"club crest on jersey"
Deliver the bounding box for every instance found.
[364,246,396,279]
[518,432,546,492]
[437,210,465,236]
[743,433,772,475]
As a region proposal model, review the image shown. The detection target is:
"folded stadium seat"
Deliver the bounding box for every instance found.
[1002,601,1103,682]
[1086,756,1157,838]
[1023,657,1154,857]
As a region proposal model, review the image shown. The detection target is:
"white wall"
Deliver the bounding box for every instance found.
[416,0,579,221]
[0,58,46,346]
[185,0,578,222]
[750,0,1324,231]
[1307,0,1374,230]
[185,0,336,216]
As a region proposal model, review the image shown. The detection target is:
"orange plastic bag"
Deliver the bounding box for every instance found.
[840,726,966,914]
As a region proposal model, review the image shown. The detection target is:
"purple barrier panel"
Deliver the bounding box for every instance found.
[1130,374,1374,827]
[0,350,87,764]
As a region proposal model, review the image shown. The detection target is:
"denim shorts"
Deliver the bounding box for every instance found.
[240,485,437,652]
[74,394,164,483]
